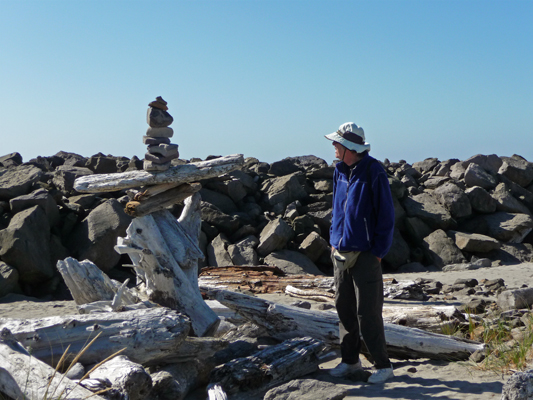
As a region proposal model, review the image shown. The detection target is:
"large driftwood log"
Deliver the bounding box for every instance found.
[57,257,140,306]
[209,337,326,396]
[0,308,191,367]
[89,355,152,400]
[199,266,335,295]
[116,211,219,337]
[210,289,486,360]
[382,305,467,333]
[125,182,202,217]
[0,328,107,400]
[74,154,244,193]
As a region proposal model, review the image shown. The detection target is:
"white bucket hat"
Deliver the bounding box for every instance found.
[325,122,371,153]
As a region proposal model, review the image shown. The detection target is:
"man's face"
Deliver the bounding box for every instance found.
[333,141,345,160]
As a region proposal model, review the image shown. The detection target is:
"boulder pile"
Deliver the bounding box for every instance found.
[0,150,532,299]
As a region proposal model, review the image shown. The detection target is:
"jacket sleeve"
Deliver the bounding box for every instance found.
[370,166,395,259]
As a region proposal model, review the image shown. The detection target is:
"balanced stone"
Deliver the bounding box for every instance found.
[147,144,179,158]
[146,127,174,138]
[143,160,171,172]
[144,152,179,164]
[147,107,173,128]
[148,96,168,111]
[143,136,172,145]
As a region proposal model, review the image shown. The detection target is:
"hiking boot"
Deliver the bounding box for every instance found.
[368,366,394,383]
[329,360,363,377]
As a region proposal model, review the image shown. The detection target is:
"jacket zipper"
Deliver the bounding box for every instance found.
[364,218,370,244]
[339,167,355,249]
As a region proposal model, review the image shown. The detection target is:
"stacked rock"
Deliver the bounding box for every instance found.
[143,96,180,171]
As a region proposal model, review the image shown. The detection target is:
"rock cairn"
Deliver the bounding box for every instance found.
[143,96,179,172]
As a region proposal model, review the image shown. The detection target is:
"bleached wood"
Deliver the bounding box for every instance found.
[285,284,334,302]
[57,257,139,306]
[209,337,325,395]
[124,182,201,217]
[177,192,203,285]
[74,154,244,193]
[121,213,219,336]
[0,308,191,367]
[89,355,152,400]
[210,289,486,360]
[133,182,182,200]
[382,305,466,333]
[0,328,107,400]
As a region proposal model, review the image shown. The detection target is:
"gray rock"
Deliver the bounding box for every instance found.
[0,164,43,200]
[143,160,171,171]
[207,233,234,267]
[67,194,99,210]
[264,250,322,275]
[422,229,467,269]
[449,231,501,253]
[0,152,23,168]
[499,156,533,188]
[465,186,497,213]
[257,217,294,257]
[404,216,433,244]
[53,151,87,167]
[423,176,450,189]
[402,193,454,230]
[261,173,308,211]
[9,188,59,227]
[146,107,174,128]
[206,179,248,204]
[499,175,533,213]
[65,362,85,380]
[264,379,350,400]
[298,231,329,263]
[144,152,179,164]
[448,163,465,181]
[464,163,498,189]
[434,181,472,219]
[201,202,241,234]
[228,235,259,265]
[147,143,179,157]
[432,159,460,177]
[413,158,440,174]
[85,154,119,174]
[268,156,328,177]
[485,243,533,265]
[307,209,332,239]
[388,176,407,199]
[0,206,54,285]
[501,368,533,400]
[492,183,531,215]
[0,261,21,297]
[52,165,93,193]
[66,199,132,273]
[463,154,503,175]
[463,212,533,243]
[143,135,171,145]
[384,228,411,270]
[312,179,333,192]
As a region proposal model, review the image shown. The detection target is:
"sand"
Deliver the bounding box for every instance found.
[3,263,533,399]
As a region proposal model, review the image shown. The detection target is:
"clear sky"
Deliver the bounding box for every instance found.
[1,0,532,166]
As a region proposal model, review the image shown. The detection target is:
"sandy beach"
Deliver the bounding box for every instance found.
[3,263,533,399]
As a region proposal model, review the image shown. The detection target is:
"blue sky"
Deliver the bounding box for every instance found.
[1,0,532,165]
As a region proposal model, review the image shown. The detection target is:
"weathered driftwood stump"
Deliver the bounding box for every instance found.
[71,154,244,337]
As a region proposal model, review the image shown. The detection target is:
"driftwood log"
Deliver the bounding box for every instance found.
[382,305,467,333]
[116,210,219,337]
[208,337,326,396]
[89,355,152,400]
[57,257,140,306]
[210,289,486,360]
[199,266,335,295]
[0,308,191,367]
[74,154,244,193]
[0,328,107,400]
[125,182,202,217]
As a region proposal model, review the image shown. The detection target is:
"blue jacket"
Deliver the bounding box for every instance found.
[330,154,395,259]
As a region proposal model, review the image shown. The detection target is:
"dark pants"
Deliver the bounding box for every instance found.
[334,251,391,369]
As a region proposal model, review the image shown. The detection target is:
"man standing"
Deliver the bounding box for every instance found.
[325,122,395,383]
